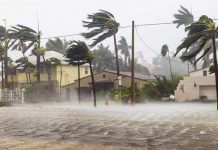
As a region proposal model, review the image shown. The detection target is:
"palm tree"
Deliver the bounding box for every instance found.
[82,10,120,77]
[32,47,52,87]
[174,15,218,109]
[65,41,96,107]
[117,36,131,70]
[8,57,16,90]
[48,57,62,96]
[15,57,35,83]
[46,38,68,54]
[173,5,194,28]
[161,44,173,80]
[92,43,116,72]
[10,24,42,82]
[0,42,5,89]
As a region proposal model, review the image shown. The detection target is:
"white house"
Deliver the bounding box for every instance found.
[175,68,216,102]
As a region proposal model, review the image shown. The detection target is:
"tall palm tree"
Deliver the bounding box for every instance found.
[117,36,131,70]
[174,15,218,109]
[46,38,68,54]
[161,44,173,80]
[65,41,96,107]
[32,47,52,87]
[82,10,120,77]
[10,24,42,82]
[0,42,5,89]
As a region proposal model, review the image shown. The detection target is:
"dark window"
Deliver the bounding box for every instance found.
[85,67,89,74]
[203,70,207,76]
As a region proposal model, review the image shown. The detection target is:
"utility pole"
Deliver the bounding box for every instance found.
[131,20,135,105]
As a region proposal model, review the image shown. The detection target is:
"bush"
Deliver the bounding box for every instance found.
[109,86,140,103]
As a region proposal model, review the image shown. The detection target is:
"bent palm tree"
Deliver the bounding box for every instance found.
[65,41,96,107]
[117,36,131,70]
[10,24,42,82]
[174,15,218,109]
[161,44,173,80]
[46,38,68,54]
[173,5,194,28]
[82,10,120,76]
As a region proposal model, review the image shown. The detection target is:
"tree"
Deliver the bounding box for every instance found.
[32,47,52,87]
[174,15,218,109]
[46,38,68,54]
[65,41,96,107]
[0,42,5,89]
[161,44,173,80]
[173,5,194,28]
[15,57,35,83]
[10,24,42,82]
[92,44,116,72]
[82,10,120,77]
[117,36,131,70]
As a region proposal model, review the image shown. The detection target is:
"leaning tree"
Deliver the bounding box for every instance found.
[65,41,96,107]
[174,15,218,109]
[82,10,120,77]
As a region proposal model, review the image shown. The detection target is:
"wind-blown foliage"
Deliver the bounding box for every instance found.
[173,5,194,28]
[65,41,96,107]
[174,15,216,65]
[82,10,119,47]
[117,36,131,69]
[46,38,68,54]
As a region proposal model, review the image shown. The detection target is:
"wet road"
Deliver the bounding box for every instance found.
[0,103,218,150]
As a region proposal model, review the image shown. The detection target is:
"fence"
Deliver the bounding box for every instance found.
[0,88,24,103]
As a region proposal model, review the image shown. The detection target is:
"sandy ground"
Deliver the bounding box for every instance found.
[0,102,218,150]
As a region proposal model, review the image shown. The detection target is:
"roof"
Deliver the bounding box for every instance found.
[74,70,155,82]
[189,67,209,73]
[25,51,89,66]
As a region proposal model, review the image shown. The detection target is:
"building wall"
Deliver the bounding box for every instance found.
[73,71,151,88]
[7,64,90,87]
[175,76,215,102]
[56,64,90,86]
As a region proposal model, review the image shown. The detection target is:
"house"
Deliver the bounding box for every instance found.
[175,68,216,102]
[6,51,90,89]
[61,70,155,101]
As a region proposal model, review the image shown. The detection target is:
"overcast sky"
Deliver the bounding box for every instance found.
[1,0,218,63]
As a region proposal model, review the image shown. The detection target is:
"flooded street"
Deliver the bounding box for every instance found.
[0,103,218,150]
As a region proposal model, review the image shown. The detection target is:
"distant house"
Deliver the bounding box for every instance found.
[175,68,216,101]
[61,70,155,101]
[6,51,90,89]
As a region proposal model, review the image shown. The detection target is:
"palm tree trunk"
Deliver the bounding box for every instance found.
[1,56,4,89]
[167,52,173,80]
[36,55,40,82]
[28,72,31,83]
[78,61,81,104]
[10,71,13,90]
[4,54,8,88]
[23,53,29,84]
[42,56,52,87]
[113,34,120,77]
[89,62,96,107]
[60,64,62,98]
[212,37,218,110]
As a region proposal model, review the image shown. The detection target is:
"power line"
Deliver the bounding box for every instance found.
[135,27,187,65]
[41,22,175,40]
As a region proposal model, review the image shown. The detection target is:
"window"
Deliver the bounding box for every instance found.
[203,70,207,76]
[85,66,89,74]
